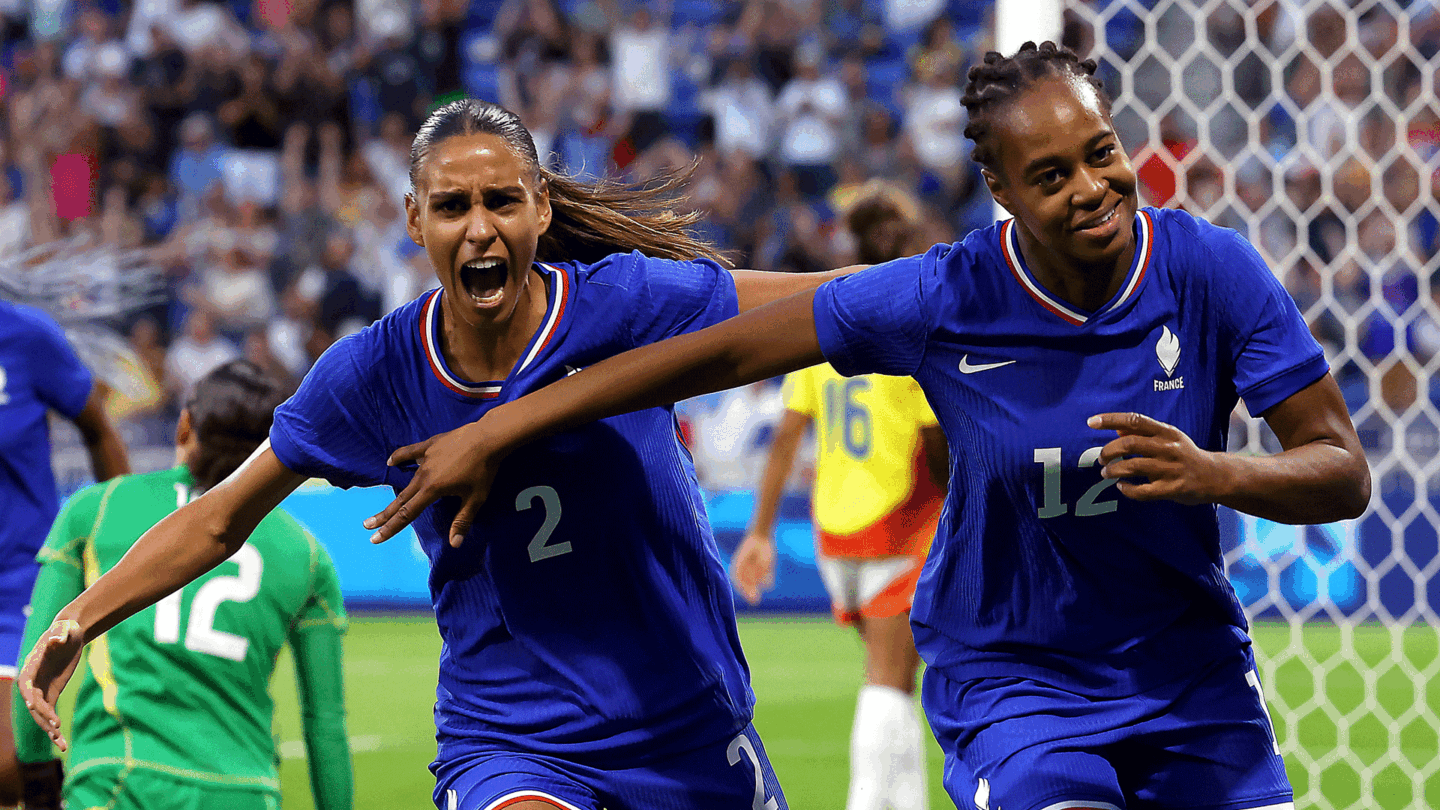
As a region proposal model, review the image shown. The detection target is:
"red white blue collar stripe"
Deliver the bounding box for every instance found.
[999,209,1153,326]
[420,263,570,398]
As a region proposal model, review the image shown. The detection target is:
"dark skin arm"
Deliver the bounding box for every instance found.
[364,290,1368,541]
[71,388,131,482]
[1090,373,1370,523]
[730,266,862,313]
[362,264,866,546]
[365,288,828,545]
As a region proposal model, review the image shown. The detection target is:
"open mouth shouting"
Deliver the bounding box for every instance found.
[459,257,509,308]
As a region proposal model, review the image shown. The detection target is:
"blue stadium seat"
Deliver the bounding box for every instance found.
[350,78,381,133]
[462,64,503,104]
[945,0,988,30]
[866,57,910,119]
[466,0,507,33]
[666,67,707,147]
[555,0,586,19]
[671,0,727,28]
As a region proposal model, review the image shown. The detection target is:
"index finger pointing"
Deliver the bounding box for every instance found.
[1087,412,1165,435]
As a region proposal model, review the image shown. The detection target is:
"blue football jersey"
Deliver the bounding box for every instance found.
[270,254,753,761]
[814,208,1328,696]
[0,301,94,568]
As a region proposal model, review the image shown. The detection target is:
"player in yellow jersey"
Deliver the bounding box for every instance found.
[732,184,947,810]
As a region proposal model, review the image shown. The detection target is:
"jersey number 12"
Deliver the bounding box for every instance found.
[1033,447,1121,519]
[153,483,264,661]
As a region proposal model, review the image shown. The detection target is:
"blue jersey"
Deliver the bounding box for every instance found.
[270,254,753,762]
[814,208,1328,696]
[0,301,93,568]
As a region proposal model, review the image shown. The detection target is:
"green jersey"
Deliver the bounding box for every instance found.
[15,466,348,801]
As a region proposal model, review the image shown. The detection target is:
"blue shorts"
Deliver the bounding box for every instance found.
[923,646,1294,810]
[432,723,787,810]
[0,561,39,678]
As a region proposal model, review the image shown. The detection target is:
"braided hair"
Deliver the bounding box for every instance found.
[962,41,1110,174]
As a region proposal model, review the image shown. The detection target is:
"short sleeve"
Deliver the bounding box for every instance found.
[1202,224,1329,415]
[269,335,389,489]
[781,368,818,418]
[295,533,348,634]
[812,246,941,377]
[35,483,107,570]
[22,308,93,419]
[616,252,740,348]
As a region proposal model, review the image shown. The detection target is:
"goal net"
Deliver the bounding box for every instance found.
[1063,0,1440,805]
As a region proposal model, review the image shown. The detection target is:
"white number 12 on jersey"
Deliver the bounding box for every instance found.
[1033,447,1121,519]
[154,483,264,661]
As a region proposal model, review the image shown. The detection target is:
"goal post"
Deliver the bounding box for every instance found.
[1053,0,1440,806]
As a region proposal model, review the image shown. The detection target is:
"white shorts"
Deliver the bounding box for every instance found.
[815,553,923,625]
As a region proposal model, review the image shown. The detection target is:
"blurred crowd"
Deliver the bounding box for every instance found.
[1065,0,1440,445]
[1,0,1437,487]
[2,0,1001,439]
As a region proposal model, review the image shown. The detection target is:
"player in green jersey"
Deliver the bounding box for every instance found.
[10,360,352,810]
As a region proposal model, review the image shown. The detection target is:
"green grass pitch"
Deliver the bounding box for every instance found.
[260,615,1437,809]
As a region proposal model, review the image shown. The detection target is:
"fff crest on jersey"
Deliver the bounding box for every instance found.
[1155,326,1184,391]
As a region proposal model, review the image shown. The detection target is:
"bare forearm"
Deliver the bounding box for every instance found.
[57,505,243,641]
[748,413,807,538]
[731,266,862,313]
[485,289,826,455]
[1213,442,1370,524]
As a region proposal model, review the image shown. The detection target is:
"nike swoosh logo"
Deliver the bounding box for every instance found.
[958,355,1017,374]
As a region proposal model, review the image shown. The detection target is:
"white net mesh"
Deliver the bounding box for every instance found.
[1064,0,1440,805]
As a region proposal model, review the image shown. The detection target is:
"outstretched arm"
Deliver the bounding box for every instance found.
[733,409,810,604]
[1091,373,1370,523]
[367,288,829,546]
[730,266,862,313]
[19,444,307,748]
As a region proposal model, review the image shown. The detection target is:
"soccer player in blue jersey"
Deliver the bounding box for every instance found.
[0,300,130,806]
[356,43,1372,810]
[17,99,860,810]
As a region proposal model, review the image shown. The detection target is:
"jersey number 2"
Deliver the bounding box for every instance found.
[727,733,779,810]
[153,483,264,661]
[517,486,570,562]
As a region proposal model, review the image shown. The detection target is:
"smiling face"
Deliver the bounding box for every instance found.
[983,74,1139,277]
[405,133,552,332]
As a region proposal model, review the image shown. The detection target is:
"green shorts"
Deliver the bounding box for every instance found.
[66,765,280,810]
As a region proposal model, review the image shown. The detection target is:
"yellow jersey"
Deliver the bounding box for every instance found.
[783,365,944,557]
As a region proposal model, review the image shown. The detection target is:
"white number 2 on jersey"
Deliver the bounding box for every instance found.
[153,483,264,661]
[727,733,779,810]
[517,485,570,562]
